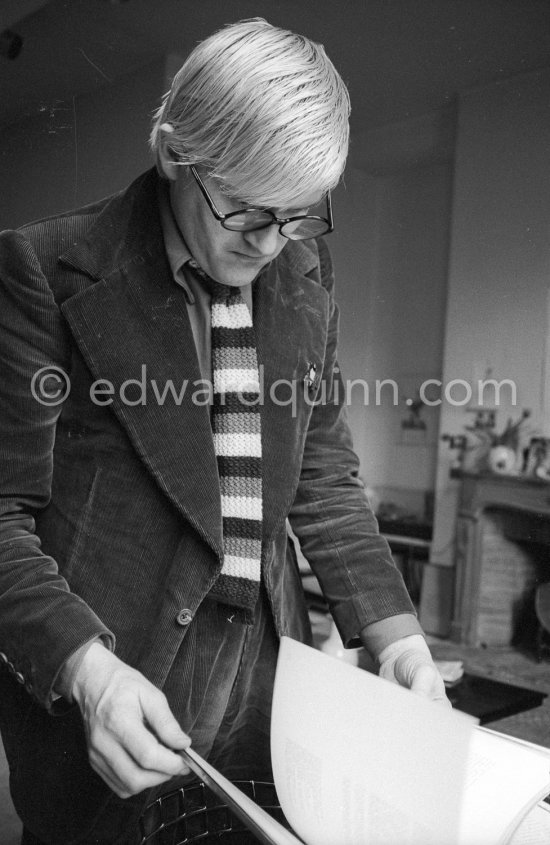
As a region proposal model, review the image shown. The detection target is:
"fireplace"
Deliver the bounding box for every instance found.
[451,472,550,647]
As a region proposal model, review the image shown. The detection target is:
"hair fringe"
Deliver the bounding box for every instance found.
[150,19,350,206]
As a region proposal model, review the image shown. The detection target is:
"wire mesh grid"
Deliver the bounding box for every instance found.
[138,780,286,844]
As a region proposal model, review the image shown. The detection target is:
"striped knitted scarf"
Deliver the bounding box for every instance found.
[206,280,263,621]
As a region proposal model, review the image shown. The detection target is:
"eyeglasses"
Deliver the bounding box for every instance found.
[189,165,333,241]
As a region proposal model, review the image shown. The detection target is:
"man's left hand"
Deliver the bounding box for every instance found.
[377,634,450,706]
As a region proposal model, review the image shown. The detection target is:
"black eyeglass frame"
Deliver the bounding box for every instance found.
[189,165,334,240]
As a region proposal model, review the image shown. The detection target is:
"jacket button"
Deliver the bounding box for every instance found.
[15,672,25,685]
[176,609,193,626]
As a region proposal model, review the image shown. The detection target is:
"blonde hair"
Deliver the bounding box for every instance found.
[150,18,350,207]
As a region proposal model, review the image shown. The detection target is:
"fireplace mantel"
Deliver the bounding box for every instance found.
[451,472,550,645]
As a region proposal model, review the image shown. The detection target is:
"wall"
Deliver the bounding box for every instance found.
[358,162,452,503]
[431,68,550,576]
[0,57,167,229]
[335,115,454,516]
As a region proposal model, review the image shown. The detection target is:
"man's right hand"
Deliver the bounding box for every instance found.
[72,643,191,798]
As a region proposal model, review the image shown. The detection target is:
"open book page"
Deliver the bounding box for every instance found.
[271,638,550,845]
[478,725,550,757]
[508,800,550,844]
[272,637,474,845]
[457,728,550,843]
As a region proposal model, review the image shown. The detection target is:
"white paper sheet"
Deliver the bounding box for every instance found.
[271,637,550,845]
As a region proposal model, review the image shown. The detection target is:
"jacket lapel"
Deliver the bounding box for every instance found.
[254,243,329,542]
[59,171,223,558]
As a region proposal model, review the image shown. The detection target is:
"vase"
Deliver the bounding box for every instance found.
[488,445,517,475]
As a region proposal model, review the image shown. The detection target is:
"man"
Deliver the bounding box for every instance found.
[0,18,447,845]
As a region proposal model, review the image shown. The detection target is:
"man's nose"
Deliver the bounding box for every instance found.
[243,224,285,256]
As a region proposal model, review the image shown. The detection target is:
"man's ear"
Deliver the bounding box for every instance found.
[158,123,178,182]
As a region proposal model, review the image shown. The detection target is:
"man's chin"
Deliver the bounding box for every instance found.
[211,262,267,287]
